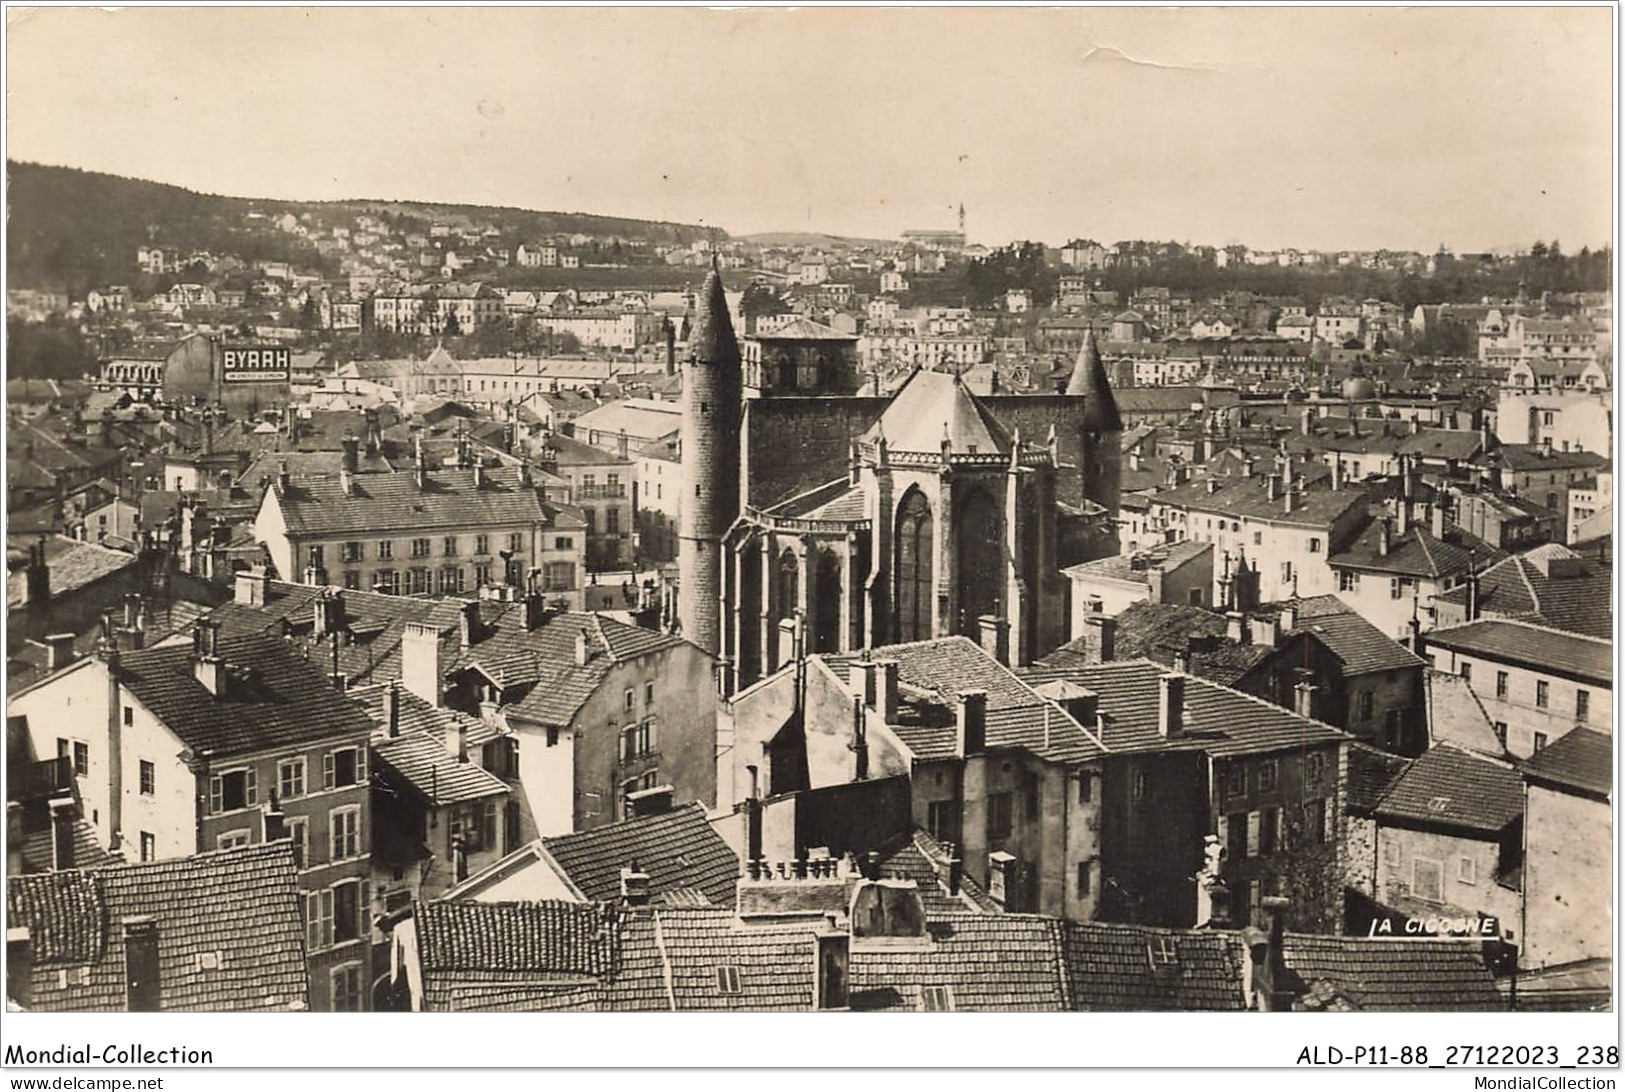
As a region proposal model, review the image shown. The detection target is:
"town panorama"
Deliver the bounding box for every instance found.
[4,158,1613,1016]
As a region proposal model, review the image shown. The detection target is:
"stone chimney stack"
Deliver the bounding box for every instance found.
[1158,673,1186,739]
[874,659,900,723]
[401,621,442,707]
[955,689,988,757]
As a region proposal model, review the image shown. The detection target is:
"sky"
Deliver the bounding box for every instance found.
[4,7,1614,252]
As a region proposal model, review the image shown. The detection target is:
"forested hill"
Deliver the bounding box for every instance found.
[6,161,725,294]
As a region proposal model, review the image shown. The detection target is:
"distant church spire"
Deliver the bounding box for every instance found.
[1068,329,1122,432]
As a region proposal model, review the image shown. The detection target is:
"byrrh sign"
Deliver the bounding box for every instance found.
[222,344,291,382]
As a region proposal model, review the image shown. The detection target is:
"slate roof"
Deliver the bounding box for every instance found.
[1281,934,1503,1011]
[1062,921,1248,1011]
[6,843,308,1012]
[865,369,1014,455]
[1018,659,1348,758]
[1374,743,1524,835]
[850,913,1070,1012]
[113,632,375,758]
[1488,446,1608,474]
[7,536,137,609]
[1521,727,1611,800]
[539,804,738,909]
[271,464,544,536]
[1425,618,1611,684]
[15,819,122,876]
[1432,544,1612,639]
[1397,429,1485,462]
[1289,595,1425,675]
[764,478,868,523]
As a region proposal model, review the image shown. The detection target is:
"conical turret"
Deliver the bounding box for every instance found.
[1068,330,1122,432]
[678,267,743,656]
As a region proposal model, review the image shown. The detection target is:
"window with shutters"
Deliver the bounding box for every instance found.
[278,758,305,799]
[411,538,431,559]
[377,540,394,561]
[1260,807,1279,855]
[475,534,490,556]
[1303,799,1325,845]
[1413,858,1444,903]
[72,741,89,776]
[330,806,361,860]
[307,888,334,951]
[325,747,365,789]
[442,536,458,557]
[332,880,362,943]
[287,817,308,868]
[210,768,256,813]
[1227,812,1248,861]
[986,792,1014,844]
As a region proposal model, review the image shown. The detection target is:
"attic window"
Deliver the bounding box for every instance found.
[1147,936,1180,969]
[1427,796,1452,814]
[196,951,223,972]
[716,966,742,995]
[919,985,954,1012]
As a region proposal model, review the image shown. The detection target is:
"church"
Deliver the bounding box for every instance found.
[677,268,1123,695]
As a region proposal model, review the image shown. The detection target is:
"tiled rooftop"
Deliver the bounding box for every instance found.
[1521,727,1611,800]
[540,803,738,909]
[7,843,308,1012]
[272,464,545,536]
[1374,742,1524,834]
[1425,618,1612,684]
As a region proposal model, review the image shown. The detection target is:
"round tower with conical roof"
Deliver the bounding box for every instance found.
[1068,329,1123,525]
[677,267,743,655]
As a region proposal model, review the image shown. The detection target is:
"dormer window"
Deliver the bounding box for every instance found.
[716,966,742,995]
[919,985,954,1012]
[1147,936,1180,969]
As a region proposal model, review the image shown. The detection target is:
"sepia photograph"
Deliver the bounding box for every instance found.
[0,3,1617,1076]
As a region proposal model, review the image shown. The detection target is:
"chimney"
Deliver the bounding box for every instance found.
[574,628,590,667]
[23,541,50,607]
[1283,481,1296,514]
[459,600,482,647]
[849,657,878,709]
[978,615,1010,666]
[123,916,161,1012]
[1249,615,1281,648]
[1332,457,1344,491]
[1083,614,1116,663]
[401,621,442,707]
[235,565,270,607]
[472,462,485,491]
[619,864,652,907]
[340,467,355,497]
[1242,455,1256,479]
[1294,679,1317,720]
[1226,611,1248,644]
[264,799,287,844]
[370,682,398,746]
[616,429,629,461]
[1266,474,1279,502]
[446,716,468,764]
[1542,435,1553,457]
[1258,896,1295,1011]
[1146,563,1166,605]
[874,659,900,723]
[49,796,75,871]
[192,619,226,698]
[341,436,359,474]
[275,460,290,495]
[44,633,76,673]
[1158,673,1186,738]
[313,589,343,638]
[1377,517,1392,556]
[1465,569,1481,622]
[6,927,32,1011]
[744,766,763,871]
[1431,499,1446,539]
[955,689,988,757]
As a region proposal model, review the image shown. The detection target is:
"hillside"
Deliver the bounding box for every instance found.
[6,161,726,294]
[739,231,893,250]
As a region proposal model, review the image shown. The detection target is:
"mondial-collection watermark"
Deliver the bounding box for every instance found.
[4,1045,214,1066]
